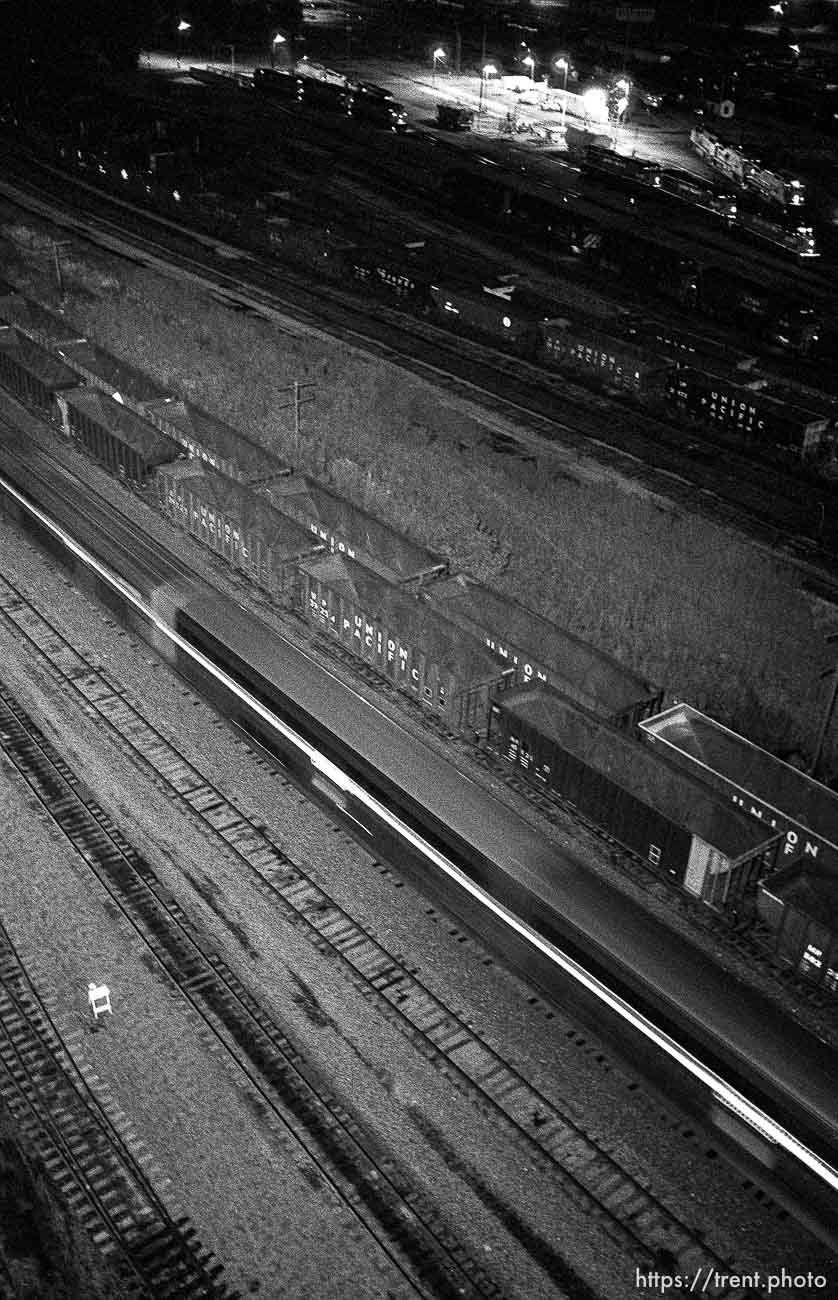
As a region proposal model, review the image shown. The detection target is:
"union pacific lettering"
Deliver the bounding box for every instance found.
[731,793,821,860]
[307,522,356,559]
[483,637,548,684]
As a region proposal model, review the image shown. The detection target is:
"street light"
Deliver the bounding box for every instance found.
[555,57,569,124]
[176,19,191,69]
[522,54,535,82]
[432,47,446,84]
[271,32,286,69]
[479,63,497,115]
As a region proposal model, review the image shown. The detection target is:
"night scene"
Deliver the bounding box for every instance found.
[0,0,836,1296]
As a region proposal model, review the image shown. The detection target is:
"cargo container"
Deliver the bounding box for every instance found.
[64,388,180,483]
[489,684,782,908]
[299,553,503,731]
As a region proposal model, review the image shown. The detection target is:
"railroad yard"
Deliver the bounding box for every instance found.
[1,14,838,1299]
[0,460,834,1297]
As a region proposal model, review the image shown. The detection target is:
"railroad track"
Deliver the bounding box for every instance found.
[0,659,500,1299]
[0,568,756,1297]
[0,913,233,1299]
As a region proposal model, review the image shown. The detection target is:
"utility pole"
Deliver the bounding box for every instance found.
[810,631,838,781]
[53,240,70,296]
[277,381,316,452]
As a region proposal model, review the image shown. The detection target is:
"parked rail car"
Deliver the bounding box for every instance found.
[330,252,831,457]
[653,168,737,223]
[512,189,604,257]
[486,683,783,912]
[697,268,820,355]
[252,67,306,103]
[734,208,819,260]
[581,145,660,187]
[540,319,672,398]
[595,228,699,306]
[641,704,838,876]
[0,330,81,416]
[617,314,758,371]
[428,280,547,353]
[337,246,433,307]
[665,368,832,459]
[62,389,181,485]
[346,93,407,131]
[252,67,406,131]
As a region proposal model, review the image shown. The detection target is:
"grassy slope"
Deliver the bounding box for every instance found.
[2,217,835,776]
[0,1107,129,1300]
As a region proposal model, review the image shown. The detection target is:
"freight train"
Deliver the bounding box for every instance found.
[436,165,822,355]
[0,439,836,1230]
[335,244,834,461]
[252,66,407,131]
[581,147,819,261]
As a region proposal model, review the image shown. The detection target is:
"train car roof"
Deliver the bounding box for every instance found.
[430,573,660,719]
[0,329,82,391]
[0,295,86,348]
[641,704,838,857]
[64,388,180,461]
[264,474,447,582]
[154,400,291,482]
[493,685,779,864]
[55,339,175,408]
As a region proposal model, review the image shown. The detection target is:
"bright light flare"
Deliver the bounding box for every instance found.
[582,86,608,122]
